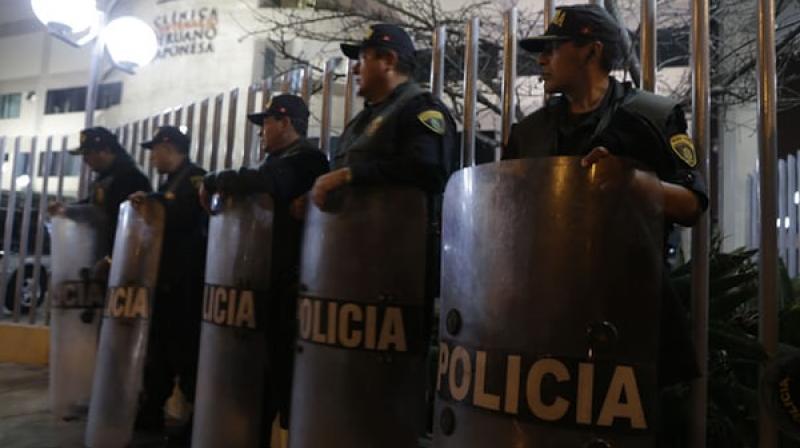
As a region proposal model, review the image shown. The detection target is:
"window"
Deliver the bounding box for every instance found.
[0,93,21,119]
[44,82,123,115]
[263,47,277,80]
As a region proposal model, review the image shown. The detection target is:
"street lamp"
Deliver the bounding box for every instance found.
[31,0,158,195]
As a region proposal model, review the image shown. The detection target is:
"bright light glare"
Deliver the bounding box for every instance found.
[16,174,30,189]
[103,16,158,69]
[31,0,98,34]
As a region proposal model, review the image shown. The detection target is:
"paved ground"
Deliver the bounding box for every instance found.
[0,363,179,448]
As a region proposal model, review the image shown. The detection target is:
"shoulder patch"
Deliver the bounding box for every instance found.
[670,134,697,168]
[190,175,204,190]
[418,110,445,135]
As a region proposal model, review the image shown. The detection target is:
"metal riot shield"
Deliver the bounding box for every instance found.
[192,194,274,448]
[85,198,165,448]
[290,187,429,448]
[433,157,664,448]
[48,205,108,420]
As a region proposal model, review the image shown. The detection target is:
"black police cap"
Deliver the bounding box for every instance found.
[69,127,124,155]
[141,126,190,153]
[520,5,622,53]
[247,94,310,126]
[340,24,416,62]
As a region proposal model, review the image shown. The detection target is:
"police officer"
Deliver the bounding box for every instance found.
[131,126,207,445]
[60,127,151,249]
[505,4,707,442]
[310,23,456,207]
[201,95,328,446]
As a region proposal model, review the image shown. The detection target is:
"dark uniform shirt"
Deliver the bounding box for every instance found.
[331,81,457,195]
[81,152,151,250]
[504,77,708,386]
[155,160,207,291]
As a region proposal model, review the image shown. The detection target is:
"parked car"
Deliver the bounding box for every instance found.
[0,190,52,316]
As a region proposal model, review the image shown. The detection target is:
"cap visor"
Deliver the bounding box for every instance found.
[67,147,85,155]
[140,140,155,149]
[247,112,269,126]
[340,43,361,60]
[519,35,570,53]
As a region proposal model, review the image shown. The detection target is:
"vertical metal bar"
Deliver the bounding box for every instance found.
[757,0,779,443]
[320,57,340,156]
[186,103,196,161]
[29,136,53,324]
[139,119,150,168]
[344,59,358,125]
[462,17,480,168]
[544,0,556,28]
[149,115,160,187]
[301,64,313,104]
[13,137,38,322]
[210,93,224,172]
[0,137,5,199]
[0,137,21,315]
[162,109,172,126]
[641,0,657,92]
[788,154,797,277]
[689,0,710,445]
[588,0,603,5]
[130,122,140,169]
[779,159,788,267]
[56,136,68,203]
[501,9,518,159]
[280,73,290,93]
[120,124,130,156]
[224,88,239,169]
[197,99,210,169]
[243,84,258,168]
[174,106,183,127]
[262,78,274,111]
[258,79,274,163]
[78,17,107,200]
[747,174,755,248]
[431,25,446,99]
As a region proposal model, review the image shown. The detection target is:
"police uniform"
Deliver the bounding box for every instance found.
[337,25,457,314]
[204,95,329,443]
[136,127,207,437]
[508,5,708,390]
[71,127,152,249]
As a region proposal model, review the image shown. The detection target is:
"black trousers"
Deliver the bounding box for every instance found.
[140,286,201,415]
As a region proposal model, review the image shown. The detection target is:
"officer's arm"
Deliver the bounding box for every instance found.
[347,103,451,194]
[660,107,708,226]
[238,151,330,203]
[502,123,520,160]
[658,180,703,226]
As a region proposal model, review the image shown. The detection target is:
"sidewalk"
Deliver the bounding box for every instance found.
[0,363,166,448]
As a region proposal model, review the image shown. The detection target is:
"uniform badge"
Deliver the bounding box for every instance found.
[418,110,445,135]
[190,175,204,190]
[366,116,384,136]
[670,134,697,168]
[165,191,176,201]
[552,10,567,27]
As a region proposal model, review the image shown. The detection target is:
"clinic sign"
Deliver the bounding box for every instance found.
[153,6,218,59]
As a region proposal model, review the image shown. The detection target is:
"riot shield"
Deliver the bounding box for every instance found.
[48,204,108,420]
[191,194,274,448]
[290,187,429,448]
[84,198,165,448]
[433,157,664,448]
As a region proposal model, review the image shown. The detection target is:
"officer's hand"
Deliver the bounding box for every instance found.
[290,195,308,220]
[91,256,111,285]
[311,168,351,208]
[581,146,611,167]
[128,191,148,205]
[216,169,244,195]
[198,183,211,214]
[47,201,65,216]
